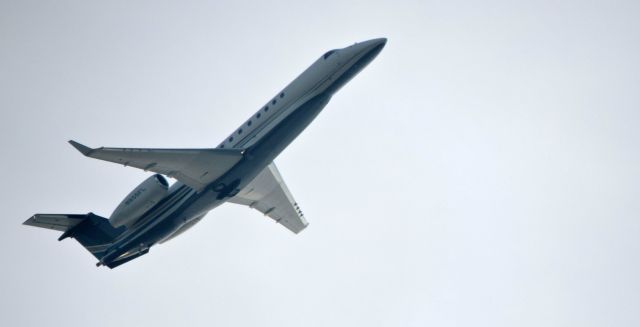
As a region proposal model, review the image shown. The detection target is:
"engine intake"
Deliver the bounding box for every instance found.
[109,174,169,228]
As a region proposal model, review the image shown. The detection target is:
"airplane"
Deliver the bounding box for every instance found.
[23,38,387,268]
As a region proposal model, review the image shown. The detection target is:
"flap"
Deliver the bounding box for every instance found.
[69,140,244,191]
[228,163,308,234]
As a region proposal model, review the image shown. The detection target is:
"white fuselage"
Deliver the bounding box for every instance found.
[220,38,387,150]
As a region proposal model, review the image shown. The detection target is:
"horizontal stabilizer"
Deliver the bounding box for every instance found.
[24,213,86,232]
[24,213,126,261]
[69,140,244,191]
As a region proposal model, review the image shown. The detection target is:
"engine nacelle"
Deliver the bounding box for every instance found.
[109,174,169,228]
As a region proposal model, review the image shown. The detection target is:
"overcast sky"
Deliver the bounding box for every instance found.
[1,1,639,326]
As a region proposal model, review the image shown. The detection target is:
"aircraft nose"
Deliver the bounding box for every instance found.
[358,38,387,52]
[346,38,387,60]
[370,37,387,47]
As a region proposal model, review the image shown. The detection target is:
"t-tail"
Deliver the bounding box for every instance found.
[23,213,137,268]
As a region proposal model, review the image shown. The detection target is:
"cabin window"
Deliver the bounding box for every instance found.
[257,113,261,118]
[247,120,252,126]
[238,129,243,134]
[229,137,234,142]
[264,106,269,112]
[220,145,224,148]
[271,99,276,105]
[279,92,284,98]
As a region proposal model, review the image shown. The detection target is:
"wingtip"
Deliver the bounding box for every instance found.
[23,215,37,226]
[68,140,93,156]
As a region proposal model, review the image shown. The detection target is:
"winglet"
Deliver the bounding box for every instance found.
[68,140,93,156]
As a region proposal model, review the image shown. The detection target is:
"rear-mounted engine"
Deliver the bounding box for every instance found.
[109,174,169,228]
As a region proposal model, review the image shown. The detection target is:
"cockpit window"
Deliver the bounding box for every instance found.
[323,50,337,59]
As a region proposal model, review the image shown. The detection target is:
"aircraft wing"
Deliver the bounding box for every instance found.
[228,163,308,234]
[69,141,244,191]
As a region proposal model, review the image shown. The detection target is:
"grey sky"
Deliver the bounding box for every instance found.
[1,1,639,326]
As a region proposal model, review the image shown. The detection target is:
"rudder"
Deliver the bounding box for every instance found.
[60,213,126,260]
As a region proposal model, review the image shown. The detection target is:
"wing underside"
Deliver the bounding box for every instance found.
[228,163,308,233]
[69,140,244,191]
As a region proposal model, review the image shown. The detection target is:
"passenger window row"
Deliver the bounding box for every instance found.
[219,92,285,148]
